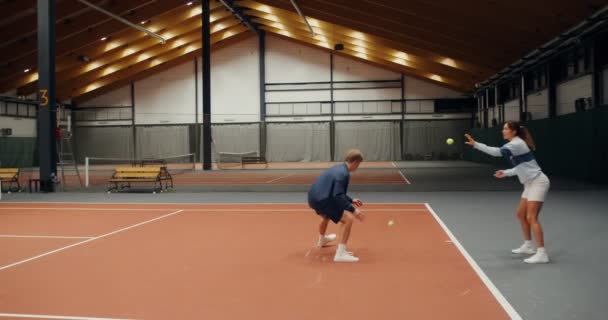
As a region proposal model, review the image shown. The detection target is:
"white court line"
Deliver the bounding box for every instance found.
[0,235,93,239]
[0,201,429,205]
[0,209,183,272]
[424,203,522,320]
[398,170,411,184]
[265,173,297,183]
[391,162,396,168]
[0,208,170,211]
[0,313,135,320]
[0,207,428,212]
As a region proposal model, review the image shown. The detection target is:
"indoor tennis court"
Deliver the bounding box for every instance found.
[2,1,608,319]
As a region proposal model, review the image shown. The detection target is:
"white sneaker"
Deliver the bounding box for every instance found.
[524,251,550,264]
[334,250,359,262]
[511,243,536,255]
[317,233,337,247]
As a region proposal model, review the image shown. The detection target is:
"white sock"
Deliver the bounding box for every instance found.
[524,240,533,246]
[537,247,546,254]
[337,244,347,253]
[319,234,325,240]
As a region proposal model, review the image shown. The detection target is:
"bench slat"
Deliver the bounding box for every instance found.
[115,167,161,173]
[0,169,19,173]
[114,173,160,178]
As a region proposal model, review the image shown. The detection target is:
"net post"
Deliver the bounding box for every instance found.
[85,157,89,187]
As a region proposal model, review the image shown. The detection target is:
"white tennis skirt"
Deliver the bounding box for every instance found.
[522,173,550,202]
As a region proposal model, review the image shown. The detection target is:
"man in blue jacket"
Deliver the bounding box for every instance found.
[308,149,365,262]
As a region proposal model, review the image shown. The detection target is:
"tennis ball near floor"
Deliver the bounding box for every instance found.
[388,220,395,227]
[446,138,455,145]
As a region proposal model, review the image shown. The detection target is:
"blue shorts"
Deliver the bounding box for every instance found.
[309,200,347,224]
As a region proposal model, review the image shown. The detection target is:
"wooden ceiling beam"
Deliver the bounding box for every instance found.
[0,0,216,69]
[262,0,540,50]
[1,5,230,84]
[16,20,242,97]
[257,22,478,84]
[367,0,574,31]
[307,0,550,41]
[263,31,471,92]
[241,5,496,74]
[0,0,102,46]
[1,7,231,92]
[239,0,512,66]
[55,20,243,98]
[60,26,251,100]
[71,31,255,103]
[0,0,37,20]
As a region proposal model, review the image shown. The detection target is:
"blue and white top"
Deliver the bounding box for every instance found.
[474,136,542,184]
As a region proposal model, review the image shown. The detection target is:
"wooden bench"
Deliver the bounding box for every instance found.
[241,156,268,168]
[0,168,21,192]
[135,159,173,191]
[108,167,162,193]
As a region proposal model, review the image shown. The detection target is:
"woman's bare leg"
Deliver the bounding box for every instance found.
[516,198,531,241]
[526,201,545,248]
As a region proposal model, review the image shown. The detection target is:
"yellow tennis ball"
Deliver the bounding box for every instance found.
[388,220,395,227]
[446,138,455,145]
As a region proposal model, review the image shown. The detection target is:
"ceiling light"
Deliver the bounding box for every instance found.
[187,1,194,5]
[23,68,30,73]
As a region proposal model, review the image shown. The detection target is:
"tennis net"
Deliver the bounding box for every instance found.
[217,151,258,169]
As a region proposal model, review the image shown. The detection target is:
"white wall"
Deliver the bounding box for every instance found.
[75,35,468,124]
[0,116,36,137]
[79,84,131,107]
[556,74,592,116]
[199,36,260,123]
[266,36,330,83]
[526,89,549,120]
[135,60,196,124]
[504,99,520,121]
[265,35,330,104]
[404,77,464,99]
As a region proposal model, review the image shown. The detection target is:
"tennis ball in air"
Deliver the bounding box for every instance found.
[388,220,395,227]
[446,138,455,145]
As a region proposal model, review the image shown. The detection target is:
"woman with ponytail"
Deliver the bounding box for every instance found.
[465,121,550,264]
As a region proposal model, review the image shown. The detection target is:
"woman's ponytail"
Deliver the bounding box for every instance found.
[505,121,536,151]
[519,126,536,151]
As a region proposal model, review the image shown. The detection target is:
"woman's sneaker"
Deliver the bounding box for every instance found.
[511,242,536,254]
[524,249,550,264]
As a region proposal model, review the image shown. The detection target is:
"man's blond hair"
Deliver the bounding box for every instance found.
[344,149,363,163]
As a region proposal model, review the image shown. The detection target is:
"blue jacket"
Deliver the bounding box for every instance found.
[308,163,354,212]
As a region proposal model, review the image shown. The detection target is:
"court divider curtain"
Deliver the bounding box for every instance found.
[266,122,330,162]
[334,121,399,161]
[74,126,134,163]
[0,137,37,168]
[136,125,189,159]
[402,120,470,160]
[209,123,260,162]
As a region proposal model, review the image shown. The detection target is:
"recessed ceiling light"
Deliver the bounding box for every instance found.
[187,1,194,6]
[101,36,108,41]
[23,68,30,73]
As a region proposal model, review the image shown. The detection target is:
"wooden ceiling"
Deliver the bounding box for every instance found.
[0,0,605,102]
